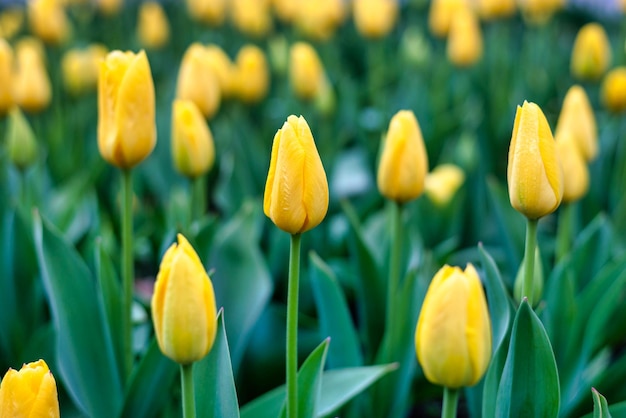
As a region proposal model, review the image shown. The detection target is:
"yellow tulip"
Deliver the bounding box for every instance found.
[446,6,483,67]
[424,164,465,207]
[61,44,108,96]
[233,45,269,104]
[14,38,51,113]
[186,0,226,25]
[151,234,218,365]
[428,0,468,38]
[517,0,563,25]
[230,0,272,38]
[554,85,597,161]
[415,264,492,388]
[137,1,170,50]
[601,67,626,113]
[294,0,345,41]
[272,0,298,22]
[556,132,589,203]
[264,115,329,234]
[289,42,326,101]
[176,43,221,119]
[0,39,14,113]
[171,99,215,178]
[571,22,611,81]
[97,0,123,16]
[507,101,563,220]
[476,0,516,20]
[377,110,429,203]
[98,50,156,169]
[353,0,398,39]
[205,45,234,99]
[0,7,24,40]
[27,0,70,45]
[6,106,38,170]
[0,359,60,417]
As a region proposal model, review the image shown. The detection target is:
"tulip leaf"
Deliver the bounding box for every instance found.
[120,339,178,418]
[495,299,560,418]
[481,330,510,418]
[309,251,363,368]
[582,401,626,418]
[592,388,612,418]
[33,212,123,418]
[0,207,17,361]
[195,310,240,418]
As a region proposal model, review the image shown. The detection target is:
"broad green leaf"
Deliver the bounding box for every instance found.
[567,214,613,290]
[481,331,510,418]
[33,212,123,418]
[310,252,363,368]
[495,300,560,418]
[592,388,612,418]
[195,310,240,418]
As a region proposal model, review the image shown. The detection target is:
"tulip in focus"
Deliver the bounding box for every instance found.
[601,67,626,113]
[428,0,468,38]
[264,115,329,234]
[27,0,70,45]
[289,42,327,101]
[171,99,215,179]
[377,110,429,203]
[152,234,218,365]
[61,44,108,96]
[186,0,226,25]
[230,0,272,38]
[137,1,170,50]
[556,132,589,203]
[14,38,51,113]
[415,264,492,388]
[233,45,269,104]
[176,43,221,119]
[424,164,465,207]
[0,359,60,417]
[571,23,611,81]
[554,85,597,161]
[353,0,398,39]
[446,6,483,67]
[98,50,156,169]
[6,106,38,170]
[0,39,14,113]
[507,101,563,220]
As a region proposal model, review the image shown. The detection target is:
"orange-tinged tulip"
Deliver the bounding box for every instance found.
[27,0,70,45]
[205,45,234,99]
[233,45,269,104]
[137,1,170,49]
[554,85,597,161]
[571,23,611,81]
[289,42,326,101]
[14,38,51,113]
[0,39,14,113]
[171,99,215,178]
[415,264,492,388]
[230,0,272,38]
[556,132,589,203]
[61,44,108,96]
[151,234,218,365]
[428,0,468,38]
[601,67,626,113]
[0,359,60,417]
[353,0,398,39]
[176,43,221,119]
[186,0,226,25]
[425,164,465,207]
[377,110,429,203]
[264,115,329,234]
[0,7,24,40]
[507,101,563,219]
[447,6,483,67]
[98,50,156,169]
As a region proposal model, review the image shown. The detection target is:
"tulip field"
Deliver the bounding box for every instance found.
[2,0,626,417]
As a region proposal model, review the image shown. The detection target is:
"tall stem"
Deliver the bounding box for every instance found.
[180,363,196,418]
[522,218,538,306]
[286,233,302,418]
[385,201,402,354]
[442,387,459,418]
[121,169,134,381]
[191,175,206,223]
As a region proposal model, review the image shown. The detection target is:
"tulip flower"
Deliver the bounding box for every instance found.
[61,44,108,96]
[601,67,626,113]
[0,39,14,113]
[571,23,611,81]
[264,115,329,234]
[137,1,170,50]
[0,359,60,417]
[233,45,269,104]
[27,0,70,45]
[205,45,234,99]
[171,99,215,179]
[14,38,51,113]
[446,6,483,67]
[186,0,226,25]
[0,7,24,40]
[554,85,597,161]
[556,132,589,204]
[428,0,468,38]
[289,42,326,101]
[176,43,221,119]
[476,0,516,20]
[97,0,123,16]
[517,0,564,25]
[294,0,345,41]
[272,0,298,22]
[230,0,272,38]
[6,106,38,171]
[424,164,465,207]
[353,0,398,39]
[377,110,429,203]
[415,264,492,388]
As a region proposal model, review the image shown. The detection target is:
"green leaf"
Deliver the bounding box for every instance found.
[33,212,123,418]
[0,207,17,360]
[120,339,178,418]
[309,252,363,368]
[592,388,612,418]
[481,330,510,418]
[195,310,240,418]
[582,400,626,418]
[495,300,560,418]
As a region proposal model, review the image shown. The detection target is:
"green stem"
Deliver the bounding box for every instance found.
[555,204,573,263]
[442,387,459,418]
[522,218,538,306]
[191,175,206,223]
[286,233,302,418]
[121,169,134,381]
[180,363,196,418]
[385,201,402,357]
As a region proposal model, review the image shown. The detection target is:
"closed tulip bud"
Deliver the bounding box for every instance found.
[428,0,468,38]
[601,67,626,113]
[571,23,611,81]
[172,99,215,178]
[61,45,108,96]
[14,38,51,113]
[0,7,24,40]
[186,0,226,25]
[205,45,234,99]
[230,0,272,38]
[98,50,156,169]
[554,85,597,161]
[507,101,563,220]
[233,45,269,104]
[377,110,429,203]
[289,42,326,101]
[264,115,329,234]
[556,132,589,203]
[415,264,492,388]
[272,0,298,22]
[353,0,398,39]
[424,164,465,207]
[6,106,38,170]
[447,6,483,67]
[0,39,14,113]
[400,26,431,68]
[151,234,218,365]
[477,0,516,20]
[137,1,170,50]
[27,0,70,45]
[295,0,345,41]
[176,43,221,119]
[97,0,123,16]
[0,359,60,417]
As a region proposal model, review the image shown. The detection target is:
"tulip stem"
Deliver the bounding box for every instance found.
[191,175,206,223]
[286,233,302,418]
[122,169,134,381]
[555,203,573,263]
[180,363,196,418]
[522,218,538,306]
[385,201,402,354]
[442,387,459,418]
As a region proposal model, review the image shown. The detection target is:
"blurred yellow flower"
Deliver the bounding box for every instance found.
[151,234,218,365]
[0,7,24,39]
[0,359,60,417]
[601,67,626,113]
[0,39,14,113]
[425,164,465,207]
[295,0,345,41]
[98,50,156,169]
[377,110,429,203]
[428,0,468,38]
[272,0,298,22]
[172,99,215,178]
[353,0,398,39]
[230,0,272,38]
[264,115,329,234]
[233,45,269,104]
[289,42,326,101]
[554,85,597,161]
[571,22,611,81]
[6,106,38,170]
[517,0,563,24]
[27,0,70,45]
[97,0,123,16]
[507,101,563,220]
[14,37,51,113]
[446,6,483,67]
[205,45,235,99]
[476,0,515,20]
[137,1,170,50]
[61,44,108,96]
[176,43,221,119]
[186,0,226,25]
[556,132,589,203]
[415,264,492,388]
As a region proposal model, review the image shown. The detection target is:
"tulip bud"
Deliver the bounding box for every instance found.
[97,0,123,16]
[137,1,170,50]
[424,164,465,207]
[14,38,51,113]
[377,110,429,203]
[294,0,345,41]
[353,0,398,39]
[428,0,468,38]
[151,234,218,365]
[554,85,597,162]
[0,39,14,113]
[446,6,483,67]
[171,99,215,178]
[507,101,563,220]
[264,115,329,234]
[0,359,60,417]
[272,0,298,23]
[476,0,516,20]
[61,44,108,96]
[230,0,272,38]
[513,246,544,306]
[27,0,71,45]
[601,67,626,113]
[415,264,492,388]
[186,0,226,26]
[289,42,326,101]
[556,132,589,203]
[205,45,235,99]
[400,26,431,69]
[176,43,221,119]
[571,23,611,81]
[233,45,269,104]
[98,50,156,169]
[0,7,24,40]
[6,106,38,170]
